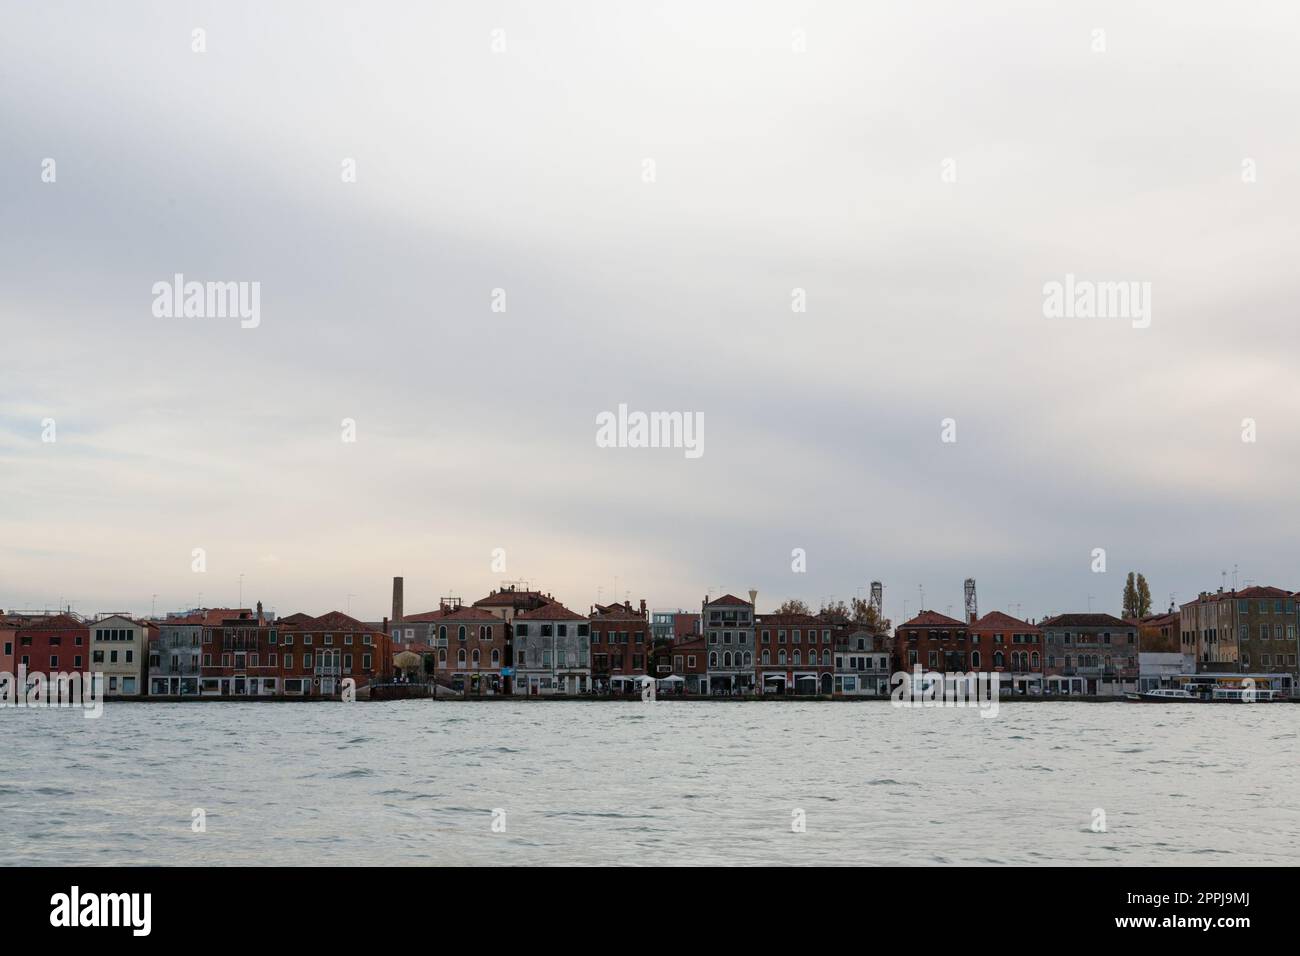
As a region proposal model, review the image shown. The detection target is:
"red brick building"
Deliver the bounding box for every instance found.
[968,610,1044,694]
[405,602,508,694]
[589,599,651,693]
[199,606,280,696]
[13,613,89,677]
[665,635,707,695]
[893,610,970,673]
[755,612,836,695]
[278,610,391,697]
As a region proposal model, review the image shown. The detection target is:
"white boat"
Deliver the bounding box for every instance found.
[1125,688,1200,702]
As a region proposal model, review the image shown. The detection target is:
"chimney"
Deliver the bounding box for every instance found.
[256,601,264,625]
[392,576,404,624]
[382,616,389,639]
[640,598,647,618]
[748,589,758,608]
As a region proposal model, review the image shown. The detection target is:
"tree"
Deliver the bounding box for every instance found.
[776,599,810,615]
[1136,573,1152,618]
[1122,572,1153,618]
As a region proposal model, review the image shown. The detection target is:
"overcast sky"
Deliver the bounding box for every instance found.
[2,1,1298,624]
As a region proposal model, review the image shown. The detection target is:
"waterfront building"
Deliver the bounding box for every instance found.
[278,610,391,696]
[404,601,507,694]
[702,593,756,694]
[892,610,970,673]
[12,613,89,681]
[149,609,239,696]
[969,611,1044,695]
[590,600,651,693]
[755,612,835,695]
[1039,613,1137,696]
[667,635,707,695]
[1,612,20,682]
[833,628,891,696]
[89,613,146,696]
[1180,586,1297,676]
[512,602,591,694]
[199,606,279,696]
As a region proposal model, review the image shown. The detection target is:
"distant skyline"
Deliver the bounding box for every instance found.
[3,3,1299,625]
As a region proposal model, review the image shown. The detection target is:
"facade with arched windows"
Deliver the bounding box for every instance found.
[402,602,508,694]
[968,610,1044,696]
[703,593,757,694]
[755,612,837,696]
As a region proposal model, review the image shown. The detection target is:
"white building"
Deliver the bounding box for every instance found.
[90,614,146,696]
[512,602,590,695]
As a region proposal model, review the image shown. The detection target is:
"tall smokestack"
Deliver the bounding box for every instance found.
[392,576,404,624]
[748,589,758,609]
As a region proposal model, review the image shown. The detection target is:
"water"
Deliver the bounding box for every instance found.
[2,701,1298,865]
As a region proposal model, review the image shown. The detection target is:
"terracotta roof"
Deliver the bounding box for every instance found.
[1038,613,1131,628]
[970,611,1040,634]
[277,612,316,625]
[205,608,254,627]
[516,602,587,622]
[706,594,753,607]
[24,614,86,631]
[404,605,498,623]
[1182,585,1293,605]
[756,613,823,626]
[591,602,645,621]
[293,610,383,633]
[898,610,967,629]
[473,590,551,607]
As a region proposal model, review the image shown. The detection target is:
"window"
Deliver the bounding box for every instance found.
[284,654,293,669]
[362,654,372,670]
[458,625,467,641]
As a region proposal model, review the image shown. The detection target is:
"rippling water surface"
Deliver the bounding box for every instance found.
[2,701,1298,865]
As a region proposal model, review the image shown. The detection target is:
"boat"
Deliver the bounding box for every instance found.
[1125,688,1201,702]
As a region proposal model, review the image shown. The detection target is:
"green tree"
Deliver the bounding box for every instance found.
[1136,573,1152,618]
[777,599,811,615]
[1122,572,1153,618]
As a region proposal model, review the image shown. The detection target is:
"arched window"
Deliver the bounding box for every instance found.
[438,648,446,664]
[762,649,770,664]
[457,648,466,666]
[438,625,447,642]
[971,650,981,668]
[793,650,801,665]
[823,650,831,665]
[709,652,718,667]
[778,650,787,665]
[458,625,466,641]
[745,652,752,665]
[472,649,480,665]
[1031,651,1040,668]
[491,649,500,665]
[723,651,732,667]
[994,650,1004,668]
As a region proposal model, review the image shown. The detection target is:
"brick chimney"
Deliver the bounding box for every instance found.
[392,576,404,624]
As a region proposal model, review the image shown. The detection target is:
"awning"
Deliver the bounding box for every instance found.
[657,675,685,683]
